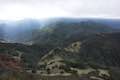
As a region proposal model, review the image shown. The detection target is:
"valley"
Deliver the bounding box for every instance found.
[0,18,120,80]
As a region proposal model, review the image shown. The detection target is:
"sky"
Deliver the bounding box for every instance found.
[0,0,119,20]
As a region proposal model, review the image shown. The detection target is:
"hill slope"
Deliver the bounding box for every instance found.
[39,32,120,69]
[32,21,116,47]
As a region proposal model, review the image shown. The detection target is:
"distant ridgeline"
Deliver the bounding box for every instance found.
[0,18,120,43]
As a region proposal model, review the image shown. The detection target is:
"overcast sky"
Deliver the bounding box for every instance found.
[0,0,119,20]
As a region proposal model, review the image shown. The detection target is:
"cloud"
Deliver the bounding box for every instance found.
[0,0,119,20]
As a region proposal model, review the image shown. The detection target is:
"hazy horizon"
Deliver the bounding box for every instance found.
[0,0,119,20]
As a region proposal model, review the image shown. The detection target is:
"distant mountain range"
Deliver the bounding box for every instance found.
[0,18,120,43]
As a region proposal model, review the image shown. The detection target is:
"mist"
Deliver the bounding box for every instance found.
[0,0,119,20]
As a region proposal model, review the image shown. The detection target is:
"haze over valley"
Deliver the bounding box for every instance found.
[0,0,120,80]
